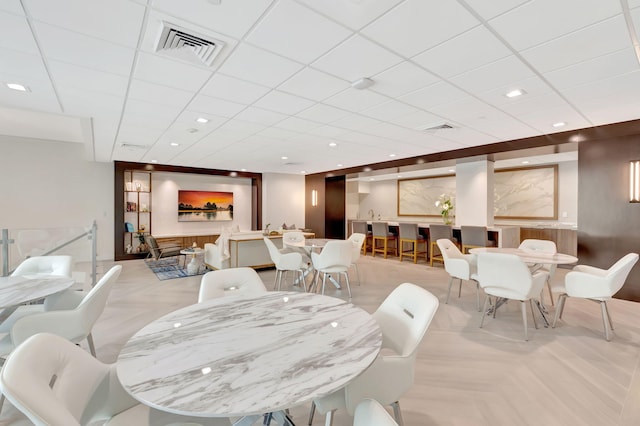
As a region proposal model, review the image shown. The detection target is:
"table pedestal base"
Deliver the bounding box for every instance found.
[233,410,294,426]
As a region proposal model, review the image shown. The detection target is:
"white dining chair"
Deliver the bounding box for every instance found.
[476,253,548,341]
[0,265,122,358]
[353,399,399,426]
[552,253,639,341]
[518,239,558,306]
[309,283,439,426]
[11,255,73,277]
[198,267,267,302]
[264,237,308,291]
[311,240,353,298]
[347,233,366,285]
[437,238,481,311]
[0,333,231,426]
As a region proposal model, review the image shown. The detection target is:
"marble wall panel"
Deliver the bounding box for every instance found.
[398,175,456,216]
[494,165,557,219]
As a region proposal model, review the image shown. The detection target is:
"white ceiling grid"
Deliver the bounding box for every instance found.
[0,0,638,174]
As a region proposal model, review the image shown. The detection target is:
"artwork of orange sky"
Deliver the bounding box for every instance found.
[178,191,233,209]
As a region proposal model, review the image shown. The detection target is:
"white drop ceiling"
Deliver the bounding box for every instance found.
[1,0,639,174]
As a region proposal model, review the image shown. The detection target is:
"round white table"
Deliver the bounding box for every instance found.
[116,291,381,425]
[180,247,205,274]
[0,275,74,308]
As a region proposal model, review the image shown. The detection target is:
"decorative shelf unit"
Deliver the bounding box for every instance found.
[123,170,152,254]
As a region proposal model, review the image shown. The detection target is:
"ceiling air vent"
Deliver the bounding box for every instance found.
[120,143,147,150]
[156,23,225,67]
[418,123,455,131]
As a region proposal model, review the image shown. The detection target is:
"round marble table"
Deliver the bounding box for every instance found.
[0,275,74,308]
[116,291,382,423]
[468,247,578,265]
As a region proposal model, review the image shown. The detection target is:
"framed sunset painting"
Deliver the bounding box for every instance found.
[178,190,233,222]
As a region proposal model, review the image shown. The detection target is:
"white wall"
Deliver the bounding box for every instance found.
[0,136,113,260]
[151,172,253,236]
[262,173,305,230]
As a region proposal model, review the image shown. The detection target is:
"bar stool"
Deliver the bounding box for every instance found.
[429,224,454,267]
[352,221,372,256]
[372,222,397,259]
[398,223,427,263]
[461,226,496,254]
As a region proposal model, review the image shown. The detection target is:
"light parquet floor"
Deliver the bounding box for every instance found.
[1,255,640,426]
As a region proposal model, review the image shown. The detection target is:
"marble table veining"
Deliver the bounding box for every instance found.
[0,275,74,308]
[116,291,382,418]
[469,247,578,265]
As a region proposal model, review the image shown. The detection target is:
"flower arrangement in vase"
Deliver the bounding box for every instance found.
[435,194,454,225]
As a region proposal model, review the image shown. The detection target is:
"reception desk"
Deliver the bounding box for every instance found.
[229,233,283,269]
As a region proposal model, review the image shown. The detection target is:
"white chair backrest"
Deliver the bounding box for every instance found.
[477,253,538,299]
[198,268,267,302]
[603,253,639,295]
[312,241,352,270]
[436,238,463,261]
[518,239,557,253]
[372,283,439,358]
[11,255,73,277]
[0,333,111,426]
[74,265,122,330]
[282,231,305,248]
[263,237,281,263]
[348,233,365,262]
[353,399,399,426]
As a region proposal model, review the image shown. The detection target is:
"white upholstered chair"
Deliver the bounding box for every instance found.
[310,283,439,426]
[518,239,558,306]
[347,233,366,285]
[0,333,231,426]
[11,255,73,278]
[264,237,308,291]
[353,399,399,426]
[552,253,639,341]
[311,240,353,298]
[204,231,231,270]
[437,238,480,311]
[0,265,122,358]
[198,267,267,302]
[476,253,548,341]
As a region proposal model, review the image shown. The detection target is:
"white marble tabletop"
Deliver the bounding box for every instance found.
[116,291,382,418]
[469,247,578,265]
[0,275,74,308]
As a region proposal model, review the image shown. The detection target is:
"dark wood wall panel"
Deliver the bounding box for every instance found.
[578,137,640,301]
[305,174,326,238]
[325,176,346,239]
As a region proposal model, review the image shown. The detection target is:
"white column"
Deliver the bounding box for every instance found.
[455,159,494,226]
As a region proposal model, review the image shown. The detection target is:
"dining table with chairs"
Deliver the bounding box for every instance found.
[116,291,382,426]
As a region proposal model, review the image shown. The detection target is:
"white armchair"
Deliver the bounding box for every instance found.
[0,265,122,358]
[198,267,267,302]
[264,237,308,291]
[11,255,73,277]
[518,239,558,305]
[204,230,231,270]
[437,238,480,310]
[0,333,231,426]
[477,253,548,341]
[552,253,639,340]
[348,233,366,285]
[353,399,399,426]
[310,283,439,426]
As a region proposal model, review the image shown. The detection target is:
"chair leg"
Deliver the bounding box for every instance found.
[601,301,611,341]
[308,402,315,425]
[458,278,463,298]
[299,270,307,292]
[391,401,404,426]
[474,281,481,312]
[87,333,96,357]
[343,272,352,299]
[603,301,614,330]
[273,271,279,290]
[552,293,567,328]
[546,279,555,306]
[521,301,528,341]
[529,299,538,329]
[354,263,360,286]
[446,276,454,304]
[321,273,327,295]
[324,410,335,426]
[480,295,490,328]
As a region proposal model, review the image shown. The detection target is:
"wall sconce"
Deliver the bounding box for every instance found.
[630,160,640,202]
[311,189,318,207]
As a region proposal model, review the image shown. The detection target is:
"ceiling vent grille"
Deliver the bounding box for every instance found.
[156,23,225,67]
[418,123,455,131]
[120,143,148,150]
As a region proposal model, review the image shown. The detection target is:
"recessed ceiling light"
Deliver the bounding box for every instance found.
[281,156,288,160]
[151,160,158,163]
[170,142,180,147]
[196,117,209,124]
[389,154,396,158]
[328,142,337,147]
[337,164,343,167]
[522,161,530,164]
[448,169,455,172]
[300,171,306,174]
[241,168,246,172]
[6,83,28,92]
[505,89,526,98]
[552,122,566,128]
[351,77,374,90]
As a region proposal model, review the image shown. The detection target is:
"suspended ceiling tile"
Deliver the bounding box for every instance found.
[277,67,349,102]
[296,0,403,30]
[369,61,440,97]
[200,74,271,105]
